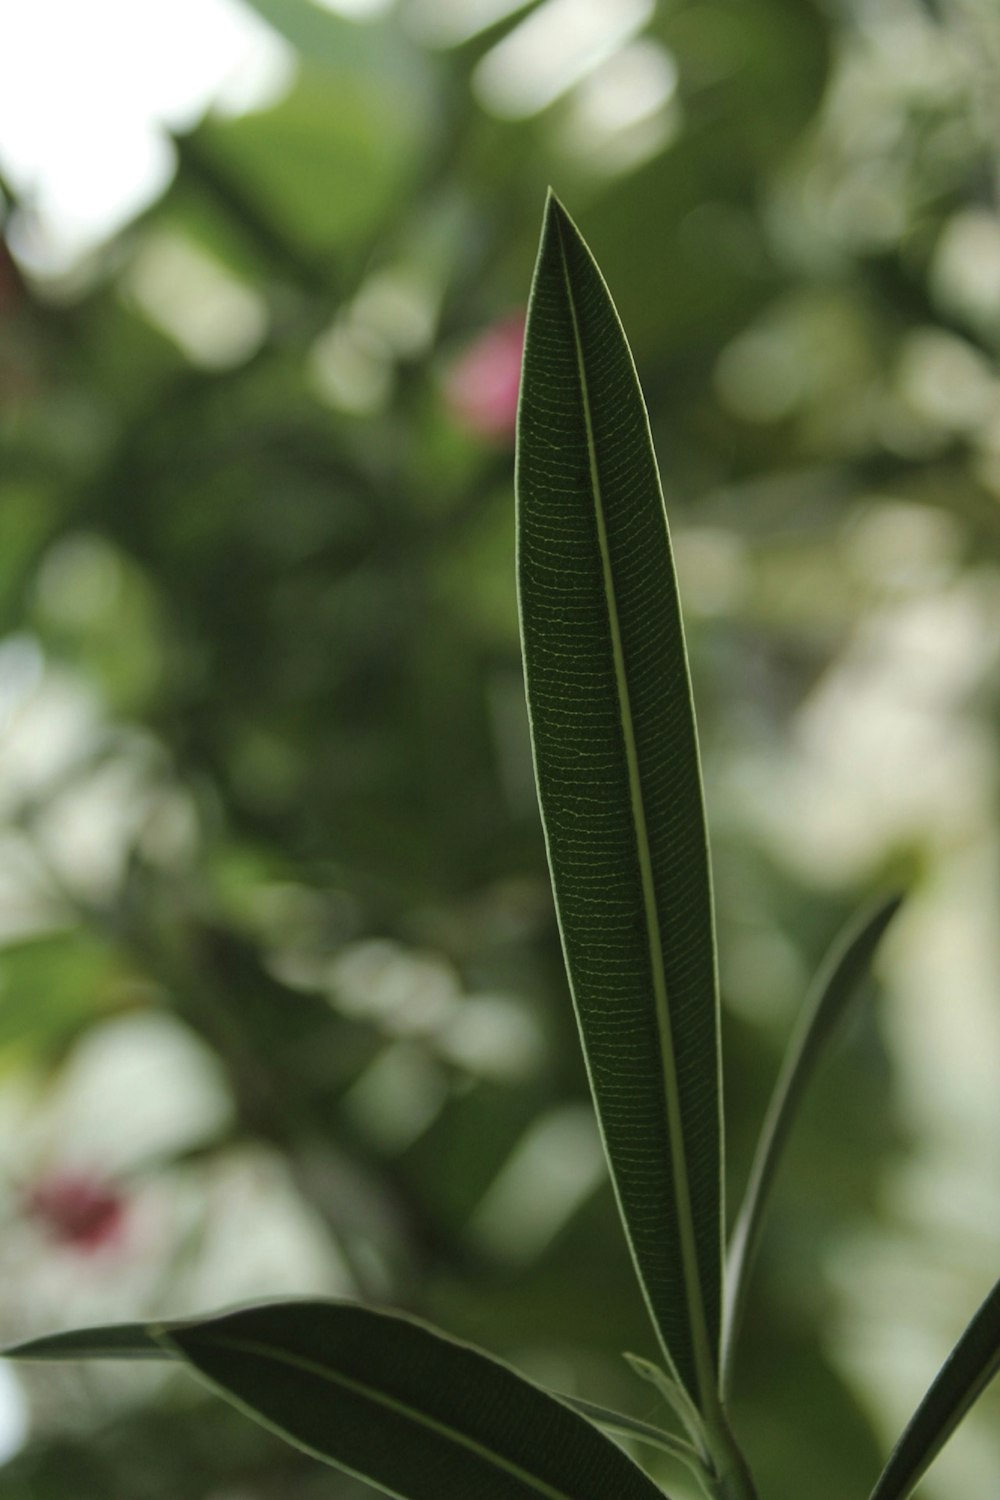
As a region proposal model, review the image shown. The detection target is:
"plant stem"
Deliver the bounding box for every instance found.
[702,1405,760,1500]
[623,1354,759,1500]
[714,1451,760,1500]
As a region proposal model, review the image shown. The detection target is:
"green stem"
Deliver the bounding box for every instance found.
[703,1410,760,1500]
[624,1354,759,1500]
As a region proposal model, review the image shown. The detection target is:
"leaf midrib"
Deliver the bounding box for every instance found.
[552,209,716,1411]
[171,1331,580,1500]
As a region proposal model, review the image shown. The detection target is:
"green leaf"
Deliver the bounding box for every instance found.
[5,1323,173,1361]
[516,192,722,1412]
[557,1393,702,1468]
[8,1300,672,1500]
[623,1352,709,1450]
[160,1300,670,1500]
[558,1395,711,1498]
[869,1273,1000,1500]
[722,892,903,1393]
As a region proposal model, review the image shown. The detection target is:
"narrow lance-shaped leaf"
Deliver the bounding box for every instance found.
[516,193,722,1412]
[7,1299,671,1500]
[869,1273,1000,1500]
[722,892,903,1393]
[558,1393,703,1470]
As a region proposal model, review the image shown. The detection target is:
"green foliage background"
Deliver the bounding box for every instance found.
[1,2,1000,1496]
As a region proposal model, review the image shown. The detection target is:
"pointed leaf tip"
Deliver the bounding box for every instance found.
[4,1322,173,1362]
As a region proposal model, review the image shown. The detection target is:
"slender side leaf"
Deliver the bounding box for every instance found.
[516,192,722,1410]
[624,1352,709,1449]
[159,1300,670,1500]
[721,892,902,1392]
[869,1274,1000,1500]
[557,1393,703,1468]
[5,1323,173,1361]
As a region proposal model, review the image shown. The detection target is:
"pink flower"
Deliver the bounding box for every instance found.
[24,1170,128,1254]
[444,313,525,441]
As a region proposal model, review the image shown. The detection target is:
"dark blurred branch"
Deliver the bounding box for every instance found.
[171,132,343,302]
[861,246,1000,358]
